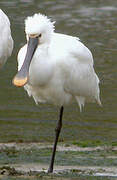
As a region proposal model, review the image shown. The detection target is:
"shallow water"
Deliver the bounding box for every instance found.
[0,0,117,145]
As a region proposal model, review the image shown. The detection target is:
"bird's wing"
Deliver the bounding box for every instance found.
[58,37,101,107]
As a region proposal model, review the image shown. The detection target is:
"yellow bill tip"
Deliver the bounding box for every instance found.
[12,76,28,87]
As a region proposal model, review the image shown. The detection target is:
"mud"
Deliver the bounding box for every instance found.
[0,143,117,178]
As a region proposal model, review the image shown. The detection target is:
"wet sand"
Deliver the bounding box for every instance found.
[0,143,117,178]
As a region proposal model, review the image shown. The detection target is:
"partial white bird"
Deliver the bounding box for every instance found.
[13,13,101,173]
[0,9,13,67]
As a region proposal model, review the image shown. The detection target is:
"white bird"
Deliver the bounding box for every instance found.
[0,9,13,67]
[13,13,101,173]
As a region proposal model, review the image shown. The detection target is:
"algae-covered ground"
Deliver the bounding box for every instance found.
[0,143,117,179]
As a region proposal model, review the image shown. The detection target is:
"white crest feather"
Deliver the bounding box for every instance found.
[25,13,55,35]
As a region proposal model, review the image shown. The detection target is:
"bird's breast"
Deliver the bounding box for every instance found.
[28,53,54,86]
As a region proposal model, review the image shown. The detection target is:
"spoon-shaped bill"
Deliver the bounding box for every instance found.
[13,37,38,87]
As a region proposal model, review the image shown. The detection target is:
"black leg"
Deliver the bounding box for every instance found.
[48,106,64,173]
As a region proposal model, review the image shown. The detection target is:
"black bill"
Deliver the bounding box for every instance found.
[13,37,38,87]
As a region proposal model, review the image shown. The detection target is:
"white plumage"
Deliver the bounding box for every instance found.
[17,13,101,111]
[13,13,101,172]
[0,9,13,67]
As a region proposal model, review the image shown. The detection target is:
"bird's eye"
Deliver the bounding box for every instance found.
[39,34,42,37]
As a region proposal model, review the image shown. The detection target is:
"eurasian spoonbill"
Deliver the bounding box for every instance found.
[0,9,13,67]
[13,13,101,173]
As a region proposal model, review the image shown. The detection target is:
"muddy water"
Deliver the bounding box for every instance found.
[0,0,117,145]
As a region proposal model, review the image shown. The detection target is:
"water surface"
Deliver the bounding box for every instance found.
[0,0,117,145]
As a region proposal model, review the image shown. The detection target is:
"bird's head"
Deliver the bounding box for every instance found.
[13,13,55,87]
[25,13,55,45]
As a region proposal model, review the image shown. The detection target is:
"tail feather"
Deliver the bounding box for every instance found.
[75,96,85,112]
[97,96,102,107]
